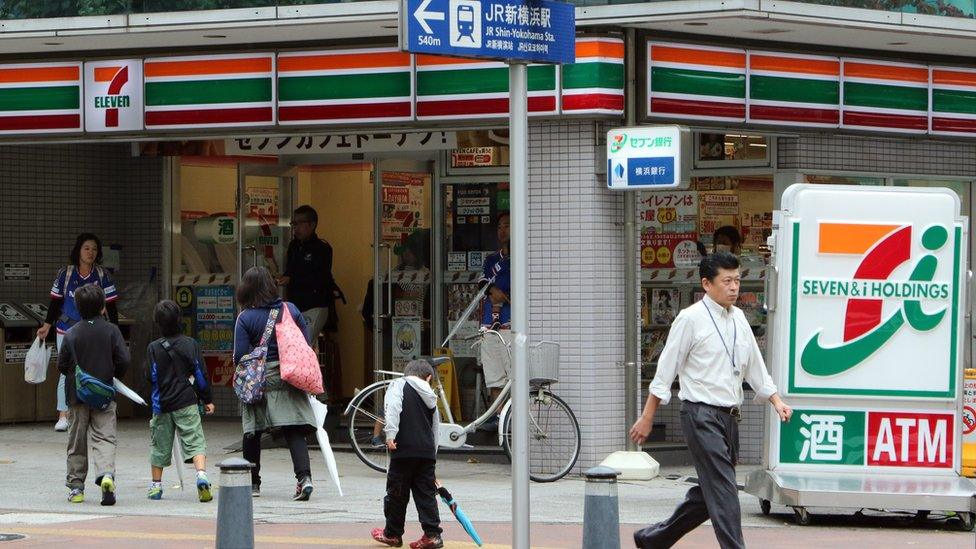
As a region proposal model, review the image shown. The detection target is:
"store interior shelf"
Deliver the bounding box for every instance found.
[641,266,768,284]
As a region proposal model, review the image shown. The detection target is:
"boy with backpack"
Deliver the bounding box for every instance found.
[57,283,130,505]
[371,359,444,549]
[145,300,215,502]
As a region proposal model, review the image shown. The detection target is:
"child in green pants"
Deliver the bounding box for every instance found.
[146,300,215,501]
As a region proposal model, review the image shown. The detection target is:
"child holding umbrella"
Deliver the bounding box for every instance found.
[371,359,444,549]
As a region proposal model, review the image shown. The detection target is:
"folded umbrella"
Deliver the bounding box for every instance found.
[113,378,147,406]
[436,481,483,547]
[172,432,185,491]
[309,395,343,496]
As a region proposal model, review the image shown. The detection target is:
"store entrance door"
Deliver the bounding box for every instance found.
[237,165,295,282]
[370,161,434,380]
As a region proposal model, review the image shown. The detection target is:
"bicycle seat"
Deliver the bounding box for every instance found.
[423,356,452,367]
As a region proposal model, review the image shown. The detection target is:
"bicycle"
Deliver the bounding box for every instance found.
[344,329,581,482]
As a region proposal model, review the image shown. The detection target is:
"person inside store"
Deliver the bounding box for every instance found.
[712,225,742,255]
[277,205,343,338]
[234,266,316,500]
[477,212,511,432]
[36,233,120,432]
[629,251,792,549]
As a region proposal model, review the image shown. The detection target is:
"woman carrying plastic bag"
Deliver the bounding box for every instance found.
[24,337,51,384]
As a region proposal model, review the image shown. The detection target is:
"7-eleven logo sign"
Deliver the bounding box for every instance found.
[84,60,143,132]
[789,216,961,397]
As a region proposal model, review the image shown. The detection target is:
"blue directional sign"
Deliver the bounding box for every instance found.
[400,0,575,64]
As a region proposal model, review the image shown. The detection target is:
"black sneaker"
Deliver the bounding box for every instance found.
[251,484,261,498]
[293,476,313,501]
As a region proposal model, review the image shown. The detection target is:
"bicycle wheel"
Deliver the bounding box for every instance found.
[502,389,581,482]
[347,382,390,474]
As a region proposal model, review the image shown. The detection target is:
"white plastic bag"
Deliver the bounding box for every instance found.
[24,337,50,384]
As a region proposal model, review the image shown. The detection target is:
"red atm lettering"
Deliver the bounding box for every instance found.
[867,412,953,468]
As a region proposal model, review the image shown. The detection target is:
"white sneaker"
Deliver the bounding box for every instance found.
[54,417,69,432]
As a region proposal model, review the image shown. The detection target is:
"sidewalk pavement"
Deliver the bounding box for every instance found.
[1,418,973,548]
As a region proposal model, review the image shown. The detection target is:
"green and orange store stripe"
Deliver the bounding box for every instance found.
[748,52,840,127]
[561,37,624,115]
[647,42,746,121]
[931,66,976,136]
[278,48,413,125]
[144,54,275,128]
[415,55,557,119]
[841,59,928,133]
[0,62,82,134]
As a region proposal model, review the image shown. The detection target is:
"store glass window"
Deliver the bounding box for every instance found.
[803,174,884,186]
[639,175,772,381]
[695,133,770,168]
[893,179,971,211]
[450,130,510,170]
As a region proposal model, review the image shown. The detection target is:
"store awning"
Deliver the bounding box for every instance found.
[2,0,976,59]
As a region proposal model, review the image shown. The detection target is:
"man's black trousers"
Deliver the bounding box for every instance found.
[384,457,442,538]
[634,400,745,549]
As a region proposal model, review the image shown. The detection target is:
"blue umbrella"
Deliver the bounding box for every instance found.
[436,481,483,547]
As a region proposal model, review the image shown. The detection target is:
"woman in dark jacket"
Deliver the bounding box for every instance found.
[234,266,316,501]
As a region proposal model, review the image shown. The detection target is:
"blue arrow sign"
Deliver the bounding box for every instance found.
[400,0,575,64]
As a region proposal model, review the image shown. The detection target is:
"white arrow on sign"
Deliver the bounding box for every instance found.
[414,0,445,34]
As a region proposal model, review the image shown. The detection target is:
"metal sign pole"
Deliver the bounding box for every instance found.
[509,60,530,549]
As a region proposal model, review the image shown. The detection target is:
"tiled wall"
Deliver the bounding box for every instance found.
[528,119,632,470]
[778,134,976,176]
[0,143,164,402]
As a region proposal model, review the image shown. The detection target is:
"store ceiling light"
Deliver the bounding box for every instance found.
[203,34,227,39]
[750,28,791,35]
[684,22,708,26]
[43,41,63,46]
[888,41,909,45]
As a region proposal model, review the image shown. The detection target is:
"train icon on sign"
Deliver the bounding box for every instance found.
[449,0,482,48]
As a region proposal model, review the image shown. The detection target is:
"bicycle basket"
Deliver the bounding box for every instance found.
[528,341,559,386]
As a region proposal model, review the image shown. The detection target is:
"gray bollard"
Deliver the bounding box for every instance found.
[582,466,621,549]
[216,457,256,549]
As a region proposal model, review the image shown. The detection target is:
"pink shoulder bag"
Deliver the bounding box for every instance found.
[277,304,324,395]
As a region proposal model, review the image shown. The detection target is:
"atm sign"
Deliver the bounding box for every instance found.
[867,411,953,468]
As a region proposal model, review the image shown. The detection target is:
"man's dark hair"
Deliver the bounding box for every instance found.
[75,283,106,320]
[236,266,279,309]
[154,300,183,337]
[69,233,104,266]
[404,359,436,381]
[294,205,318,224]
[496,211,510,224]
[713,225,742,246]
[700,252,740,282]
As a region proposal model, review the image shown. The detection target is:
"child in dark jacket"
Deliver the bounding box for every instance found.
[57,283,130,506]
[145,300,215,502]
[371,359,443,549]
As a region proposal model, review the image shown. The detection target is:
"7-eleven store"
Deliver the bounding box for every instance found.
[0,30,629,474]
[4,3,976,474]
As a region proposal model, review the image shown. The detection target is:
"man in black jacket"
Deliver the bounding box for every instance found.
[371,360,444,549]
[57,284,130,506]
[278,205,342,332]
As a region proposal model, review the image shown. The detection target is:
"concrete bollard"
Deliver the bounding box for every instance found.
[216,457,256,549]
[582,466,621,549]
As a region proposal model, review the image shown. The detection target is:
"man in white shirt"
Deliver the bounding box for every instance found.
[630,252,792,549]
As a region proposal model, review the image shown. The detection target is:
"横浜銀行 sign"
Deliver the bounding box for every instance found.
[400,0,575,64]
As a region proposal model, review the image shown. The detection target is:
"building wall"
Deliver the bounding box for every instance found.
[778,134,976,176]
[528,119,632,470]
[0,143,164,415]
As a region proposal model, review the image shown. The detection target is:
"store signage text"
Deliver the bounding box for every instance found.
[227,132,457,155]
[607,126,690,190]
[780,408,954,469]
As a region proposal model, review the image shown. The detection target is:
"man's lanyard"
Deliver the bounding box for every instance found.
[703,301,740,376]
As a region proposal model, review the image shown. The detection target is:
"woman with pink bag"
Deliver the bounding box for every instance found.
[234,266,317,501]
